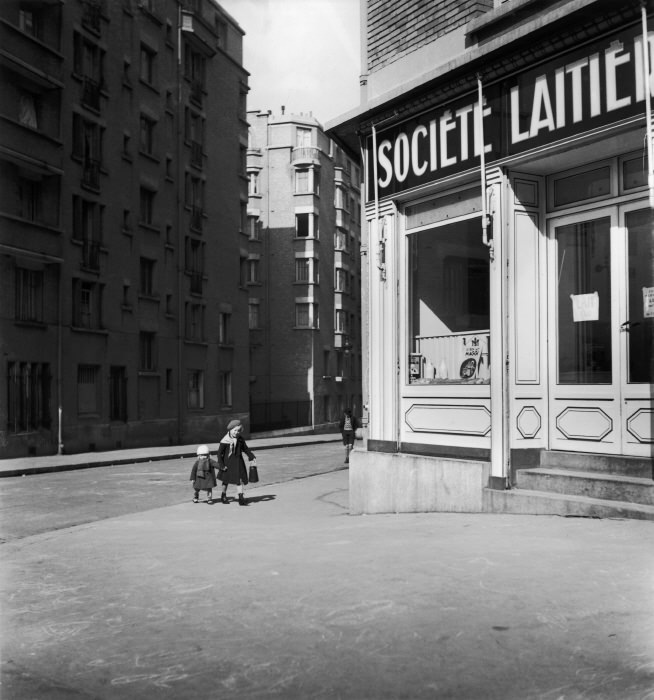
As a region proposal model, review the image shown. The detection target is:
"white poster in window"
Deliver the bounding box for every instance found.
[644,287,654,318]
[571,292,599,322]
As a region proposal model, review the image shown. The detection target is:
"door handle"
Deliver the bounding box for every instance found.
[620,320,641,332]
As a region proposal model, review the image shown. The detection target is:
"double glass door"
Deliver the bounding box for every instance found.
[548,202,654,455]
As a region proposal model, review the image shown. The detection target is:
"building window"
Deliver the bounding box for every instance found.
[248,301,260,329]
[248,172,259,195]
[296,127,311,148]
[187,370,204,409]
[18,178,42,222]
[296,258,310,282]
[15,267,44,323]
[296,212,318,238]
[247,258,260,284]
[296,302,318,328]
[248,216,260,240]
[219,371,232,406]
[335,309,348,333]
[139,332,156,371]
[408,216,489,384]
[72,279,103,329]
[109,366,127,422]
[18,91,39,129]
[139,115,156,155]
[77,364,100,415]
[335,268,349,293]
[219,312,231,344]
[139,44,156,85]
[73,196,102,243]
[19,6,43,39]
[295,169,309,193]
[139,257,155,296]
[185,302,204,341]
[139,187,155,225]
[7,362,51,432]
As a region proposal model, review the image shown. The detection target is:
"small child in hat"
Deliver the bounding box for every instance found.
[190,444,217,504]
[217,419,256,505]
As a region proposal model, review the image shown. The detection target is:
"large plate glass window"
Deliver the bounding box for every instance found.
[406,189,489,385]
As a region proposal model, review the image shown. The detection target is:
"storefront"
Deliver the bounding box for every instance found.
[329,7,654,514]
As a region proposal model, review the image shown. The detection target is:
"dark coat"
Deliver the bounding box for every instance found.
[217,436,255,485]
[190,458,217,491]
[339,413,360,446]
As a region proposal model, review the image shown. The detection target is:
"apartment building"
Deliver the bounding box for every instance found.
[246,109,362,432]
[0,0,250,457]
[328,0,654,517]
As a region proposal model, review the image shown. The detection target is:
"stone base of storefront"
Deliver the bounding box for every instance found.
[349,449,490,514]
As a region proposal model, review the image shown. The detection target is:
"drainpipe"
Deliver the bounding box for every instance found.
[641,2,654,208]
[176,2,184,445]
[57,261,64,454]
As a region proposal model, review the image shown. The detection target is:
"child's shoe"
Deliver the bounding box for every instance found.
[193,497,199,503]
[207,496,213,504]
[221,492,229,504]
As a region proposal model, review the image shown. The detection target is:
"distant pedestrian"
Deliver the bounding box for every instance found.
[339,408,359,464]
[190,444,217,504]
[217,420,256,506]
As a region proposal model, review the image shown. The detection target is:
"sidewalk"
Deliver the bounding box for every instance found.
[0,431,342,478]
[3,468,654,699]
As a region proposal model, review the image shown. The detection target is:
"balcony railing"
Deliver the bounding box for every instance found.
[291,147,321,165]
[82,158,100,189]
[191,141,203,167]
[190,206,203,231]
[82,77,101,111]
[81,240,101,271]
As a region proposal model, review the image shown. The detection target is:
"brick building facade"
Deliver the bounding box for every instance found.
[246,110,362,431]
[0,0,250,457]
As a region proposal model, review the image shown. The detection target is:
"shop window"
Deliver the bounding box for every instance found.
[408,217,490,384]
[621,153,647,192]
[551,165,611,209]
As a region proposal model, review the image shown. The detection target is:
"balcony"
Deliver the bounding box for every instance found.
[291,147,321,166]
[190,140,203,167]
[81,77,101,111]
[181,10,217,57]
[82,158,100,189]
[81,239,101,271]
[0,19,64,83]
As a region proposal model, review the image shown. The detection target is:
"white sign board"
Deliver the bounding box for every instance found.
[643,287,654,319]
[571,292,599,322]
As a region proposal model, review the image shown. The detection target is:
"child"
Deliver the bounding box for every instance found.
[217,419,256,505]
[190,444,217,504]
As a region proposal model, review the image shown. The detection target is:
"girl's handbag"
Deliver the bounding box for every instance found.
[248,464,259,483]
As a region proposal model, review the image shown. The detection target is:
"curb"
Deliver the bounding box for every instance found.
[1,437,342,478]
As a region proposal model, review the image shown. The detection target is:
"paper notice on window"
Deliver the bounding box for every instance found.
[571,292,599,322]
[644,287,654,318]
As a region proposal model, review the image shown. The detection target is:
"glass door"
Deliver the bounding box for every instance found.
[620,203,654,454]
[548,208,622,454]
[549,203,654,455]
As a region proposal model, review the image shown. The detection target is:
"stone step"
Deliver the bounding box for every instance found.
[484,487,654,520]
[538,451,652,478]
[516,468,654,506]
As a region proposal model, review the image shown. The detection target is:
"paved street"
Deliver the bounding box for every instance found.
[2,443,654,699]
[0,441,347,541]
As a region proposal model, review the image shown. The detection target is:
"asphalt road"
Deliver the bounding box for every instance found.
[0,442,348,542]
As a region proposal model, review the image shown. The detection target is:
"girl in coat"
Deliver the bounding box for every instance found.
[217,419,256,505]
[190,444,217,503]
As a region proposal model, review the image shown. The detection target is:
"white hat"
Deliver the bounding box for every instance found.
[196,444,210,456]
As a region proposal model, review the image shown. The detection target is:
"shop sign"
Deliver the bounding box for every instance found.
[368,21,653,200]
